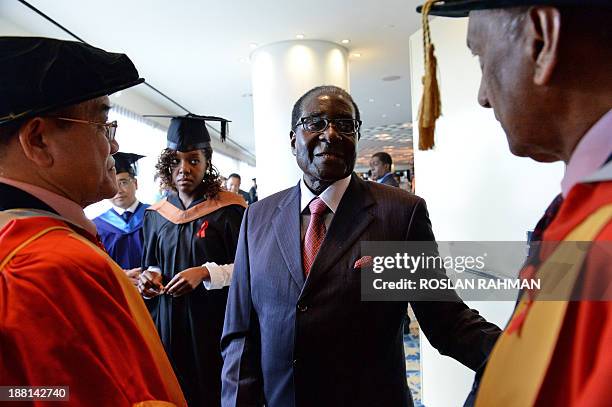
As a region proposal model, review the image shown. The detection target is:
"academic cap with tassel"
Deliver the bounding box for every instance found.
[416,0,442,151]
[415,0,611,150]
[144,114,230,152]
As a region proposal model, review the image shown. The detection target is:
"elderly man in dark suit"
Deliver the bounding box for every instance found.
[221,85,500,407]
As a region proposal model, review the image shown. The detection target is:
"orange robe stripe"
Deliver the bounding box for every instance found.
[148,191,247,224]
[65,232,186,406]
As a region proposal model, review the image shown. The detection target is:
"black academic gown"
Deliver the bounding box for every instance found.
[142,191,245,406]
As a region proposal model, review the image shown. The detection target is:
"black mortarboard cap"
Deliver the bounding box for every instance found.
[145,114,231,152]
[417,0,611,17]
[113,152,144,177]
[0,37,144,125]
[413,0,611,151]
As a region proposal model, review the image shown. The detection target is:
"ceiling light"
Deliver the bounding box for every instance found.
[382,114,387,118]
[341,39,350,44]
[249,42,258,49]
[369,98,375,103]
[296,34,305,39]
[351,53,362,58]
[395,103,401,107]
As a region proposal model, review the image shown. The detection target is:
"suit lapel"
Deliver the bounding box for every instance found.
[272,184,305,289]
[301,175,375,298]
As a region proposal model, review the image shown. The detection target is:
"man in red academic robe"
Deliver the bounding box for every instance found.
[0,37,185,406]
[416,1,611,406]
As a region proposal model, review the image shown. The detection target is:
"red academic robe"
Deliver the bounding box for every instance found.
[536,181,612,406]
[475,179,612,407]
[0,215,186,406]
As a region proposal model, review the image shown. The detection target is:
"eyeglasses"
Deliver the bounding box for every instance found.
[51,117,118,142]
[294,117,362,135]
[117,178,134,188]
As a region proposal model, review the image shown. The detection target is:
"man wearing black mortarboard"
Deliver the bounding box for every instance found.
[93,152,150,285]
[0,37,185,405]
[138,114,247,406]
[415,1,612,406]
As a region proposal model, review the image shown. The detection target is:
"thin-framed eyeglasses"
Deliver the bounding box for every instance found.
[117,178,135,188]
[293,116,362,135]
[51,117,118,142]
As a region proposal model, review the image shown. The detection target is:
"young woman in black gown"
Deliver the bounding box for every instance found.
[139,115,246,406]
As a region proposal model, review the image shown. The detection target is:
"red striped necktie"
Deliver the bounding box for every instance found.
[302,197,328,277]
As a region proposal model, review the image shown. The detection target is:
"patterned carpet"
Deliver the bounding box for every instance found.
[404,307,423,406]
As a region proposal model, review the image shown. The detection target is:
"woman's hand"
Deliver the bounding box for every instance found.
[164,266,210,297]
[138,269,164,298]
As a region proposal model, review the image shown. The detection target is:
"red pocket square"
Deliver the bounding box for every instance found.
[354,256,373,269]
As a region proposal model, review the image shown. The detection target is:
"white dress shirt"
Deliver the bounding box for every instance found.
[112,199,140,216]
[299,175,351,240]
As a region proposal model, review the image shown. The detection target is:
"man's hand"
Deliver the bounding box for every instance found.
[165,266,210,297]
[124,267,142,287]
[138,269,164,298]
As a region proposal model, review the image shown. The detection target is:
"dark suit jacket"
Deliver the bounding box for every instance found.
[379,172,400,187]
[221,174,500,407]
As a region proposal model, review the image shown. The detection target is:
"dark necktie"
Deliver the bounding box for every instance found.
[121,211,133,223]
[302,197,328,277]
[526,193,564,264]
[509,193,565,334]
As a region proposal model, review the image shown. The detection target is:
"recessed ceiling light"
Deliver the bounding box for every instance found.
[296,34,305,39]
[351,53,362,58]
[395,103,401,107]
[341,39,350,44]
[369,98,375,103]
[382,114,387,118]
[249,42,258,49]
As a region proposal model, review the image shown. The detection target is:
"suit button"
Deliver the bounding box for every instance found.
[292,359,298,367]
[297,303,308,312]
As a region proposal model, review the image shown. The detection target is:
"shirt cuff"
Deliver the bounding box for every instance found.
[202,262,233,290]
[147,266,161,274]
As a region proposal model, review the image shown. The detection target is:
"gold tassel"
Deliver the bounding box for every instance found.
[418,0,442,151]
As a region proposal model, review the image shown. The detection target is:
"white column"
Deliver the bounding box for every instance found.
[251,40,349,198]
